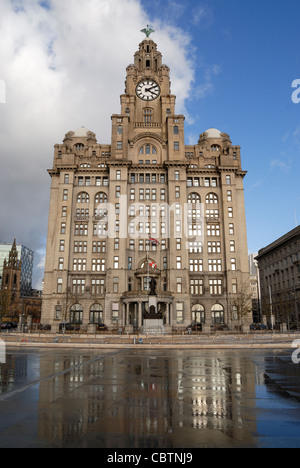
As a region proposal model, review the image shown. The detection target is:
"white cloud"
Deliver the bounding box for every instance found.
[0,0,195,287]
[270,159,291,173]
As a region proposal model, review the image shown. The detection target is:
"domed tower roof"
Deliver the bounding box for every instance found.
[204,128,222,138]
[73,126,91,137]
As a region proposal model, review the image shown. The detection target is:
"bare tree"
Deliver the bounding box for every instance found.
[228,281,253,329]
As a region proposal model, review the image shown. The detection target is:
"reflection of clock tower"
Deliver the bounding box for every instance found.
[42,29,251,333]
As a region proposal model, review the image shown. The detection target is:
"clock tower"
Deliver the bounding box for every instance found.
[111,36,185,163]
[42,29,251,334]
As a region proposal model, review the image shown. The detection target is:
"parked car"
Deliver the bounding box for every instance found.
[250,323,267,330]
[1,322,18,330]
[97,323,108,331]
[59,322,74,331]
[186,323,202,332]
[39,324,51,330]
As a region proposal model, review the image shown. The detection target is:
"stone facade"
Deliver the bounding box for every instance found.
[256,226,300,328]
[41,36,250,332]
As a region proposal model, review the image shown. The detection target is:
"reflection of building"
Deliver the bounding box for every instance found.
[35,350,257,447]
[0,240,34,296]
[42,31,250,332]
[256,226,300,328]
[0,239,41,323]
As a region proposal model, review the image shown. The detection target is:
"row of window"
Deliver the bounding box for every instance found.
[57,255,237,273]
[63,173,233,187]
[71,239,234,254]
[59,221,237,240]
[56,276,238,297]
[55,302,230,326]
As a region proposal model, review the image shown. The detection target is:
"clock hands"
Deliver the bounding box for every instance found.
[145,86,159,95]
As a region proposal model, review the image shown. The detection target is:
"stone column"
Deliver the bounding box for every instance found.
[138,302,142,329]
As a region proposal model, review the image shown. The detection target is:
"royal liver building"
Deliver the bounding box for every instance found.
[41,30,250,333]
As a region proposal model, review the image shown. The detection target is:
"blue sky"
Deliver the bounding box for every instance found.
[0,0,299,287]
[141,0,300,253]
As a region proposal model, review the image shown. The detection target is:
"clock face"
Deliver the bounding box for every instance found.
[136,79,160,101]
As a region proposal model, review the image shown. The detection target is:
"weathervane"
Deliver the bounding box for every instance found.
[141,25,155,38]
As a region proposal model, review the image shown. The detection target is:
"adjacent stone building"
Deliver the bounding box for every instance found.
[0,239,41,326]
[256,225,300,329]
[41,33,250,333]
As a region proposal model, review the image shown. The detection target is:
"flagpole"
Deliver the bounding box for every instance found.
[147,244,149,292]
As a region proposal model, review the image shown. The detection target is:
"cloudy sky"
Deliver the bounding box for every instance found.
[0,0,300,288]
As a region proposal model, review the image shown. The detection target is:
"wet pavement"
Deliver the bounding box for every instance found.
[1,347,300,448]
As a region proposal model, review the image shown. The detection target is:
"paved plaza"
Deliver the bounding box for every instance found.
[1,342,300,448]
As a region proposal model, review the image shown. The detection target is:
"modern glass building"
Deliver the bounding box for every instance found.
[0,242,34,296]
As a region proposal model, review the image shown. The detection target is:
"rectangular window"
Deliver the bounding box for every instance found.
[190,279,203,295]
[176,256,182,269]
[226,175,231,185]
[209,279,222,295]
[208,241,221,253]
[207,224,220,236]
[113,277,119,293]
[72,279,85,294]
[55,305,62,320]
[176,277,182,293]
[59,240,65,252]
[189,259,203,272]
[91,279,105,295]
[228,207,233,218]
[63,189,68,200]
[114,256,119,269]
[176,303,183,324]
[62,206,67,217]
[232,279,237,294]
[229,223,234,235]
[64,174,69,184]
[189,241,202,253]
[61,223,66,234]
[208,259,222,272]
[112,303,119,322]
[92,259,105,272]
[57,278,63,294]
[231,258,236,271]
[58,258,64,270]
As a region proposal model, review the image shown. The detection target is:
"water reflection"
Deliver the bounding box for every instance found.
[0,348,300,447]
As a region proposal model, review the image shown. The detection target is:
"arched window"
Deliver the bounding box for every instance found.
[206,193,218,204]
[75,144,84,152]
[95,192,108,204]
[188,193,201,204]
[89,304,103,325]
[173,125,179,135]
[210,144,220,152]
[77,192,90,203]
[139,144,157,155]
[70,303,83,325]
[117,125,123,134]
[211,304,224,324]
[192,304,205,324]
